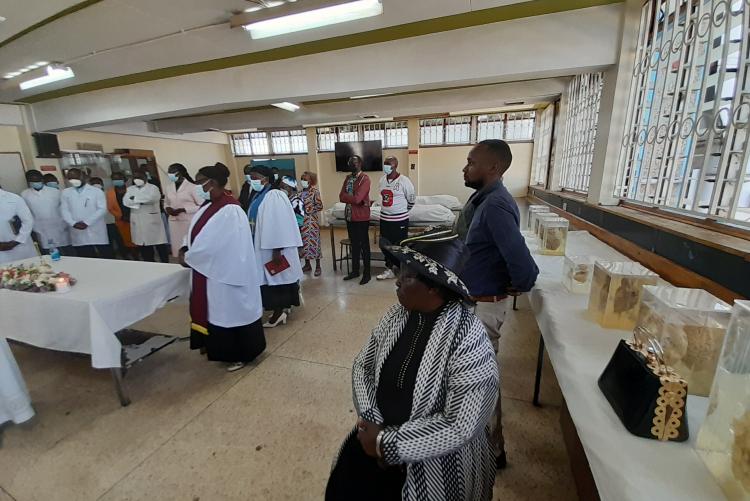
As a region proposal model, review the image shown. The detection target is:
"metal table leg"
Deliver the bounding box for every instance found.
[513,295,519,311]
[533,334,545,407]
[330,225,337,271]
[111,368,131,407]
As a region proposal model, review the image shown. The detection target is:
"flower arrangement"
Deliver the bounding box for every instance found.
[0,263,77,293]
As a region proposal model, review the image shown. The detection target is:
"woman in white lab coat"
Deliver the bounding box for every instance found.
[247,165,303,328]
[20,169,71,253]
[123,171,169,262]
[0,186,37,265]
[181,163,265,372]
[164,163,202,258]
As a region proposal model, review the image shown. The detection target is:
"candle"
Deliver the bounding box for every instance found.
[55,276,71,293]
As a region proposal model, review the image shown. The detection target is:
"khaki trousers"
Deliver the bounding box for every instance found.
[474,299,508,456]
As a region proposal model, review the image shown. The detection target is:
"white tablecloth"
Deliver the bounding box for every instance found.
[0,257,190,369]
[0,338,34,425]
[529,231,724,500]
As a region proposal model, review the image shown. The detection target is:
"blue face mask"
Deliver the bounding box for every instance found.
[46,182,59,189]
[30,182,44,190]
[168,173,179,183]
[245,174,253,183]
[195,183,211,201]
[250,179,264,192]
[383,165,393,176]
[113,180,125,188]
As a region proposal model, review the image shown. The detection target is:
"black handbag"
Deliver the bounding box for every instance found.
[598,332,689,442]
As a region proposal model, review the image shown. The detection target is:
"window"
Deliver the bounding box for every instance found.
[615,0,750,225]
[231,129,307,156]
[558,73,604,193]
[316,121,409,151]
[531,104,556,187]
[420,112,535,146]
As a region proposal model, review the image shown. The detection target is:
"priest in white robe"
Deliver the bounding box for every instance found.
[182,163,265,372]
[0,338,35,426]
[247,165,303,328]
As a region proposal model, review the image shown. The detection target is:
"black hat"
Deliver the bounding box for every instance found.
[380,227,470,298]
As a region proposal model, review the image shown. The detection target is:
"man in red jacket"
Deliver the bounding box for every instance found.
[339,155,371,285]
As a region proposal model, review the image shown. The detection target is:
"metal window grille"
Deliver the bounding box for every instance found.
[385,121,409,147]
[319,121,409,150]
[270,131,292,154]
[559,73,604,193]
[317,127,337,151]
[445,116,472,144]
[419,118,445,145]
[363,123,386,144]
[230,133,253,156]
[421,113,535,146]
[231,129,307,156]
[531,104,556,187]
[337,125,359,142]
[289,129,308,153]
[615,0,750,225]
[505,111,537,141]
[477,114,505,141]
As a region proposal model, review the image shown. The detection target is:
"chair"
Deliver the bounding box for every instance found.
[338,238,351,274]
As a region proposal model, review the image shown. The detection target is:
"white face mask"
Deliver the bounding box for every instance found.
[68,179,82,188]
[300,180,309,189]
[92,184,103,190]
[134,179,146,187]
[383,164,393,176]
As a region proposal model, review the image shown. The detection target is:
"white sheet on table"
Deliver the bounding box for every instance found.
[0,338,34,425]
[328,203,455,225]
[529,231,724,500]
[0,257,190,369]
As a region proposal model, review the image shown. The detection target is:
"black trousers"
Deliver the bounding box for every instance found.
[380,219,409,269]
[139,245,170,263]
[75,244,114,259]
[346,221,370,276]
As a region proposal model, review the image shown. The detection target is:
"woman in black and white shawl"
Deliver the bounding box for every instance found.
[326,228,498,501]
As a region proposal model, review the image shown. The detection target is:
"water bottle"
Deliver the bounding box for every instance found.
[49,239,61,261]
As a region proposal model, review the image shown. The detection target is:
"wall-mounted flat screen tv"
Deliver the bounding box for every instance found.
[334,140,383,172]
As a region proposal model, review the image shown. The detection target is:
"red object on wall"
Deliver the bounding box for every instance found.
[40,165,57,172]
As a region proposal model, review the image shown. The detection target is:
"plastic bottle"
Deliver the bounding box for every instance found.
[48,239,61,261]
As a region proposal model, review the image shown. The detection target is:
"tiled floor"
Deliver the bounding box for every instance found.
[1,226,577,501]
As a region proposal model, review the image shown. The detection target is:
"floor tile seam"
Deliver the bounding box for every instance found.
[0,485,17,501]
[269,297,338,354]
[272,353,351,371]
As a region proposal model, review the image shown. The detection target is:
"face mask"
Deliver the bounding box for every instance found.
[273,173,280,181]
[146,172,153,180]
[383,165,393,176]
[134,179,146,187]
[92,184,103,191]
[113,180,125,188]
[300,180,309,189]
[195,184,211,201]
[46,182,59,189]
[250,179,264,192]
[69,179,82,188]
[168,173,178,183]
[245,174,253,183]
[30,182,44,190]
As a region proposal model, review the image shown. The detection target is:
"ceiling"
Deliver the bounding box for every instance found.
[0,0,534,103]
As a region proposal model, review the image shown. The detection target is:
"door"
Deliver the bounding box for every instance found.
[0,152,27,195]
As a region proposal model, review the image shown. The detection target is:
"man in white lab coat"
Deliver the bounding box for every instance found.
[21,169,72,255]
[60,168,113,259]
[123,171,169,262]
[0,185,37,265]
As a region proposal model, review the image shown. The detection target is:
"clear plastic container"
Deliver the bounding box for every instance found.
[526,205,549,230]
[587,261,659,330]
[635,286,732,396]
[562,255,596,294]
[533,212,559,239]
[696,300,750,500]
[539,217,569,256]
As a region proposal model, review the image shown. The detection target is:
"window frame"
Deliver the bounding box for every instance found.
[230,128,308,156]
[418,111,536,147]
[315,121,409,151]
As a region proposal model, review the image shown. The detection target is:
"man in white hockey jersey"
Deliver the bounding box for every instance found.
[376,155,415,280]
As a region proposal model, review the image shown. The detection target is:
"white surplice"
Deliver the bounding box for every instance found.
[164,179,203,256]
[254,189,303,286]
[0,188,37,265]
[123,184,168,246]
[61,184,109,246]
[21,186,71,248]
[0,338,34,425]
[185,203,263,328]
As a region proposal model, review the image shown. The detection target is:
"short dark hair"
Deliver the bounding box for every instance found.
[89,177,103,185]
[478,139,512,174]
[25,169,43,180]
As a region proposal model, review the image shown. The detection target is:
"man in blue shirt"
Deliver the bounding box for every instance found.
[459,139,539,469]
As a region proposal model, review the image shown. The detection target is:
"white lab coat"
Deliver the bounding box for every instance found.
[21,186,70,248]
[61,185,109,246]
[185,203,263,327]
[0,189,37,264]
[254,189,303,286]
[123,184,168,246]
[164,179,203,256]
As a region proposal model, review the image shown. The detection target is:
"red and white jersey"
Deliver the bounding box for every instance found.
[379,173,415,222]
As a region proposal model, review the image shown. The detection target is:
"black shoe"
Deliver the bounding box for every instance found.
[343,273,360,281]
[496,451,507,470]
[359,274,371,285]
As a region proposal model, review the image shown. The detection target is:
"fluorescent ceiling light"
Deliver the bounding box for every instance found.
[244,0,383,40]
[272,102,300,112]
[350,92,393,100]
[19,64,75,90]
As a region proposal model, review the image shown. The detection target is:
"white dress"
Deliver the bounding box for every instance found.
[60,185,109,246]
[0,189,37,264]
[21,186,71,248]
[0,338,34,425]
[123,184,168,246]
[185,203,263,327]
[254,189,303,287]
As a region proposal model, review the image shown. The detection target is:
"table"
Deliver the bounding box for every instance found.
[1,257,190,405]
[0,338,34,426]
[527,231,724,500]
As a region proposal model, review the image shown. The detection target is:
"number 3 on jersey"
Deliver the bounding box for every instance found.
[381,189,394,207]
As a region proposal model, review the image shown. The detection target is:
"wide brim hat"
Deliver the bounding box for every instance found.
[380,226,471,299]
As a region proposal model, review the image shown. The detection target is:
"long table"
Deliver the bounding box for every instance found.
[1,257,190,405]
[528,231,723,499]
